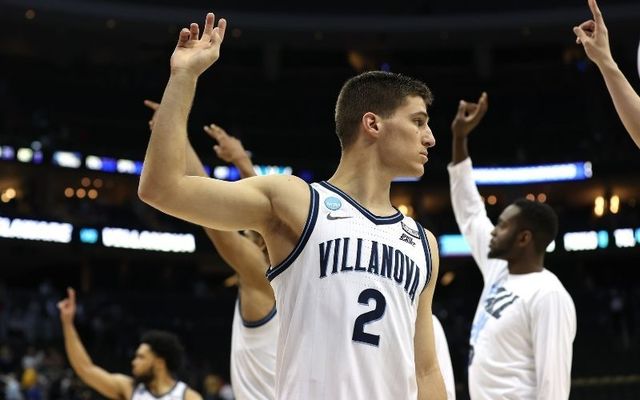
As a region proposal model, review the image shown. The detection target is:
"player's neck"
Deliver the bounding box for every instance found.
[507,255,544,275]
[329,153,395,216]
[147,374,176,396]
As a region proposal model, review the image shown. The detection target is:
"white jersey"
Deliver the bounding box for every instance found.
[432,315,456,400]
[267,181,432,400]
[131,381,187,400]
[449,158,576,400]
[230,298,278,400]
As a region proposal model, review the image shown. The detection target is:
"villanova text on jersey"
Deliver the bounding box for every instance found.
[318,237,422,303]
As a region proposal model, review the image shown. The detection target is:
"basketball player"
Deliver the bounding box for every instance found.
[138,13,446,399]
[145,100,277,400]
[448,93,576,399]
[574,0,640,148]
[432,315,456,400]
[57,288,202,400]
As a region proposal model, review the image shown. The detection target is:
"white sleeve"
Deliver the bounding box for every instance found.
[531,290,577,400]
[432,315,456,400]
[447,158,495,278]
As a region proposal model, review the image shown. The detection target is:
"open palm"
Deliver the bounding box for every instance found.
[170,13,227,76]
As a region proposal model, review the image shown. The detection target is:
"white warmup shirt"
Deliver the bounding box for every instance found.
[230,299,278,400]
[131,381,186,400]
[448,158,576,400]
[433,315,456,400]
[267,181,433,400]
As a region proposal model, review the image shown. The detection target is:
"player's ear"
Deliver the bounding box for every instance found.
[362,112,381,139]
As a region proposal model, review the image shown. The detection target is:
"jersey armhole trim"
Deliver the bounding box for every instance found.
[416,222,433,294]
[237,297,278,328]
[266,185,319,282]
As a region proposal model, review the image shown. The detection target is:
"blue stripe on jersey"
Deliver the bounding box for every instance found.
[416,221,433,293]
[318,181,404,225]
[238,298,278,328]
[266,185,320,281]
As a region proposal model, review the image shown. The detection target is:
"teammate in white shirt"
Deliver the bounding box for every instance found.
[57,288,202,400]
[573,0,640,149]
[138,12,446,399]
[145,100,277,400]
[447,93,577,400]
[432,315,456,400]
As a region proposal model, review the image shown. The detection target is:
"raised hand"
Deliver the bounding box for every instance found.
[573,0,613,67]
[143,99,160,131]
[451,92,489,138]
[170,13,227,77]
[203,123,250,163]
[57,287,77,324]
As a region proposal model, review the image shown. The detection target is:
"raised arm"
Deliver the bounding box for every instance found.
[573,0,640,148]
[203,123,257,179]
[448,93,495,274]
[144,101,272,306]
[139,13,285,234]
[415,230,446,400]
[58,288,132,400]
[531,290,577,400]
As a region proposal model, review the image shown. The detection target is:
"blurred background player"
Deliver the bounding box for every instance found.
[574,0,640,149]
[57,288,202,400]
[145,100,277,400]
[448,93,576,399]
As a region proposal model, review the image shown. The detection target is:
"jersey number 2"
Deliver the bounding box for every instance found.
[352,288,387,346]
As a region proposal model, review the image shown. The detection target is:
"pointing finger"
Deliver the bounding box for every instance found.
[588,0,604,25]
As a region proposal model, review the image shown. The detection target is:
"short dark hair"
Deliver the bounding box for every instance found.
[140,330,184,373]
[512,199,559,253]
[334,71,433,148]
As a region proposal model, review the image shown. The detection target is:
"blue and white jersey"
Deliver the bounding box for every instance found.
[267,181,432,400]
[230,298,278,400]
[131,381,186,400]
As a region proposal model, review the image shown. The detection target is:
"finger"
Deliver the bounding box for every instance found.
[218,18,227,41]
[477,96,489,117]
[202,13,215,40]
[466,103,479,113]
[456,100,467,118]
[190,23,200,41]
[57,300,65,309]
[588,0,604,25]
[573,26,589,44]
[479,92,489,107]
[213,145,222,155]
[205,124,227,140]
[204,125,223,142]
[143,100,160,111]
[579,20,595,33]
[578,20,596,38]
[178,28,191,46]
[68,287,76,303]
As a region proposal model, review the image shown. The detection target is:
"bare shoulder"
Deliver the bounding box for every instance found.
[184,387,203,400]
[254,174,310,197]
[258,174,313,222]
